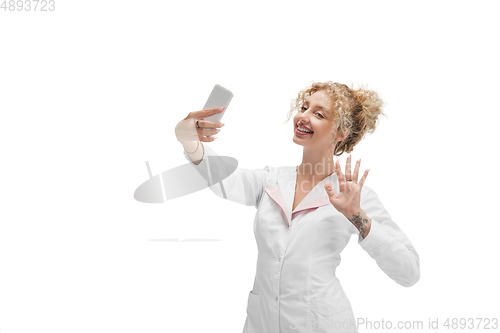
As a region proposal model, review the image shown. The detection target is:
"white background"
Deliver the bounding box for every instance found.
[1,0,499,332]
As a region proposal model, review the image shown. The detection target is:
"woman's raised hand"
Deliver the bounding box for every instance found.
[175,107,225,144]
[324,155,370,217]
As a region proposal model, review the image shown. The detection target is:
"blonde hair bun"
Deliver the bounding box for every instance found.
[352,85,386,136]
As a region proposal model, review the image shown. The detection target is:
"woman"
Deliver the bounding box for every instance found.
[175,81,420,333]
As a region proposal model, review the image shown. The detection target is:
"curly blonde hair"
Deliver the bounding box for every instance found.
[285,81,386,156]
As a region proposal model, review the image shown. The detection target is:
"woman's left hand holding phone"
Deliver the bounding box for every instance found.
[175,107,226,164]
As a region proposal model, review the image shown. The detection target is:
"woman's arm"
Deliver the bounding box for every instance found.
[357,186,420,287]
[183,140,204,165]
[177,110,272,207]
[323,157,419,287]
[183,141,274,208]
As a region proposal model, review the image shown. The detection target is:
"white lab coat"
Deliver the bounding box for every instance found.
[183,145,420,333]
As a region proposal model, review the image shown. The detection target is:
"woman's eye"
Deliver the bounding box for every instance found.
[300,106,324,118]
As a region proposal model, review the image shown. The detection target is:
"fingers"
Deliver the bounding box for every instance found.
[335,159,346,193]
[352,158,361,182]
[203,106,226,115]
[176,116,224,144]
[207,127,220,135]
[189,107,225,120]
[198,134,219,143]
[199,127,220,137]
[195,119,225,130]
[358,169,370,188]
[346,155,352,181]
[351,157,368,188]
[324,182,336,199]
[180,107,227,146]
[197,124,222,143]
[335,159,344,180]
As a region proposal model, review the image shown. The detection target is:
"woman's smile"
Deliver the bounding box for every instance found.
[295,127,312,136]
[295,123,314,136]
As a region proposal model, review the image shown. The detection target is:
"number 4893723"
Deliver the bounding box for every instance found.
[1,0,55,11]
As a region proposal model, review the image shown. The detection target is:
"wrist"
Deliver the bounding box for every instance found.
[344,209,372,239]
[342,207,363,218]
[183,140,201,155]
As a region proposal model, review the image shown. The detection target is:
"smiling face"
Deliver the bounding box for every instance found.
[292,90,341,150]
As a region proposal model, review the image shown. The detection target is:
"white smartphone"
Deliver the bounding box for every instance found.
[201,84,233,134]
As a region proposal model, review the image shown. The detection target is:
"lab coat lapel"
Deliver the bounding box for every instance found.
[264,184,290,225]
[265,167,337,227]
[264,166,296,227]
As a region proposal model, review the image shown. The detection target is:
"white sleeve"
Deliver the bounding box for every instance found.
[183,144,273,208]
[357,186,421,287]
